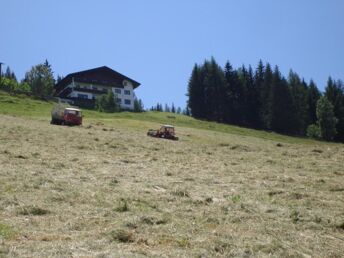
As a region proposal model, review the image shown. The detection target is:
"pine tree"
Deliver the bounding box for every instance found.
[316,96,338,141]
[325,77,344,141]
[187,64,205,119]
[254,60,265,128]
[4,66,17,82]
[270,66,295,134]
[134,98,144,112]
[288,71,309,134]
[164,104,171,112]
[246,65,260,128]
[171,103,176,113]
[307,80,321,125]
[223,61,237,124]
[260,63,273,129]
[202,58,226,121]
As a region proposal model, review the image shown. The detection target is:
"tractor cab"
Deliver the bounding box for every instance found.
[159,125,175,136]
[147,125,179,140]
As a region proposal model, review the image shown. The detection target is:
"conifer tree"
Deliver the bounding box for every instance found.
[187,64,205,118]
[223,61,238,124]
[246,65,260,128]
[325,78,344,141]
[270,66,295,134]
[171,103,176,113]
[316,96,338,141]
[307,80,321,125]
[261,63,273,129]
[254,60,265,128]
[288,71,309,134]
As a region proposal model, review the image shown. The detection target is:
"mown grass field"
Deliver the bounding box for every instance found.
[0,91,344,257]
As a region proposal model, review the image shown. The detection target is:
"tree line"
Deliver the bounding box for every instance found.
[187,57,344,142]
[0,60,56,98]
[150,102,190,115]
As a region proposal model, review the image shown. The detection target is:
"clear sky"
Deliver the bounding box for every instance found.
[1,0,343,109]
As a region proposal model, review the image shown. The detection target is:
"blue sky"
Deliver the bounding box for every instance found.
[1,0,343,109]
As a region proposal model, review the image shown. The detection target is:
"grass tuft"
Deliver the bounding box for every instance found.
[17,206,50,216]
[114,200,129,212]
[109,229,134,243]
[172,189,190,198]
[0,223,16,239]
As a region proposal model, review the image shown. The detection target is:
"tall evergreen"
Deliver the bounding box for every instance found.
[5,66,17,81]
[187,64,205,118]
[316,96,338,141]
[202,58,226,121]
[325,77,344,141]
[246,65,260,128]
[254,60,265,129]
[270,66,295,134]
[261,63,273,129]
[223,61,238,124]
[307,80,321,125]
[288,71,309,134]
[185,57,341,142]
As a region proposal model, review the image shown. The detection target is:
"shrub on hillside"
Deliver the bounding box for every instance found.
[306,124,321,139]
[95,90,119,113]
[0,77,31,94]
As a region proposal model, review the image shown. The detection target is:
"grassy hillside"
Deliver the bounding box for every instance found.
[0,91,323,144]
[0,91,343,257]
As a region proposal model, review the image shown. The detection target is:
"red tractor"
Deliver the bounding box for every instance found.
[147,125,179,140]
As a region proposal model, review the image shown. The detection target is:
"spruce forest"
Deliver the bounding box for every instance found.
[187,58,344,142]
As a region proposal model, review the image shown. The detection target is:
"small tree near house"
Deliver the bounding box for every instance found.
[96,90,120,113]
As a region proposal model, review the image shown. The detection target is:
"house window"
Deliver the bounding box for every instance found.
[124,99,131,105]
[117,98,122,104]
[92,86,98,90]
[77,94,88,99]
[115,88,121,94]
[124,90,130,95]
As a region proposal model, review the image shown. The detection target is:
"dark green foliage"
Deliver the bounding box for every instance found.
[316,96,338,141]
[96,90,119,113]
[325,78,344,141]
[171,103,176,113]
[164,103,170,112]
[186,57,344,142]
[288,71,309,135]
[187,64,206,118]
[24,60,55,97]
[4,66,17,81]
[133,98,144,112]
[307,124,321,139]
[0,77,31,94]
[152,103,163,111]
[307,80,321,125]
[270,66,295,134]
[260,63,273,129]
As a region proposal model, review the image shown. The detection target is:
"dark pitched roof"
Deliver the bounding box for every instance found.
[54,66,140,96]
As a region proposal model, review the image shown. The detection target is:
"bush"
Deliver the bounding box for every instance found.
[307,124,321,139]
[0,78,31,94]
[95,90,119,113]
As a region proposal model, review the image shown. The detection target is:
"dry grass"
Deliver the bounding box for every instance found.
[0,114,344,257]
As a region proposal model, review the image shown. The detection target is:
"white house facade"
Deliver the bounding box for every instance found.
[54,66,140,110]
